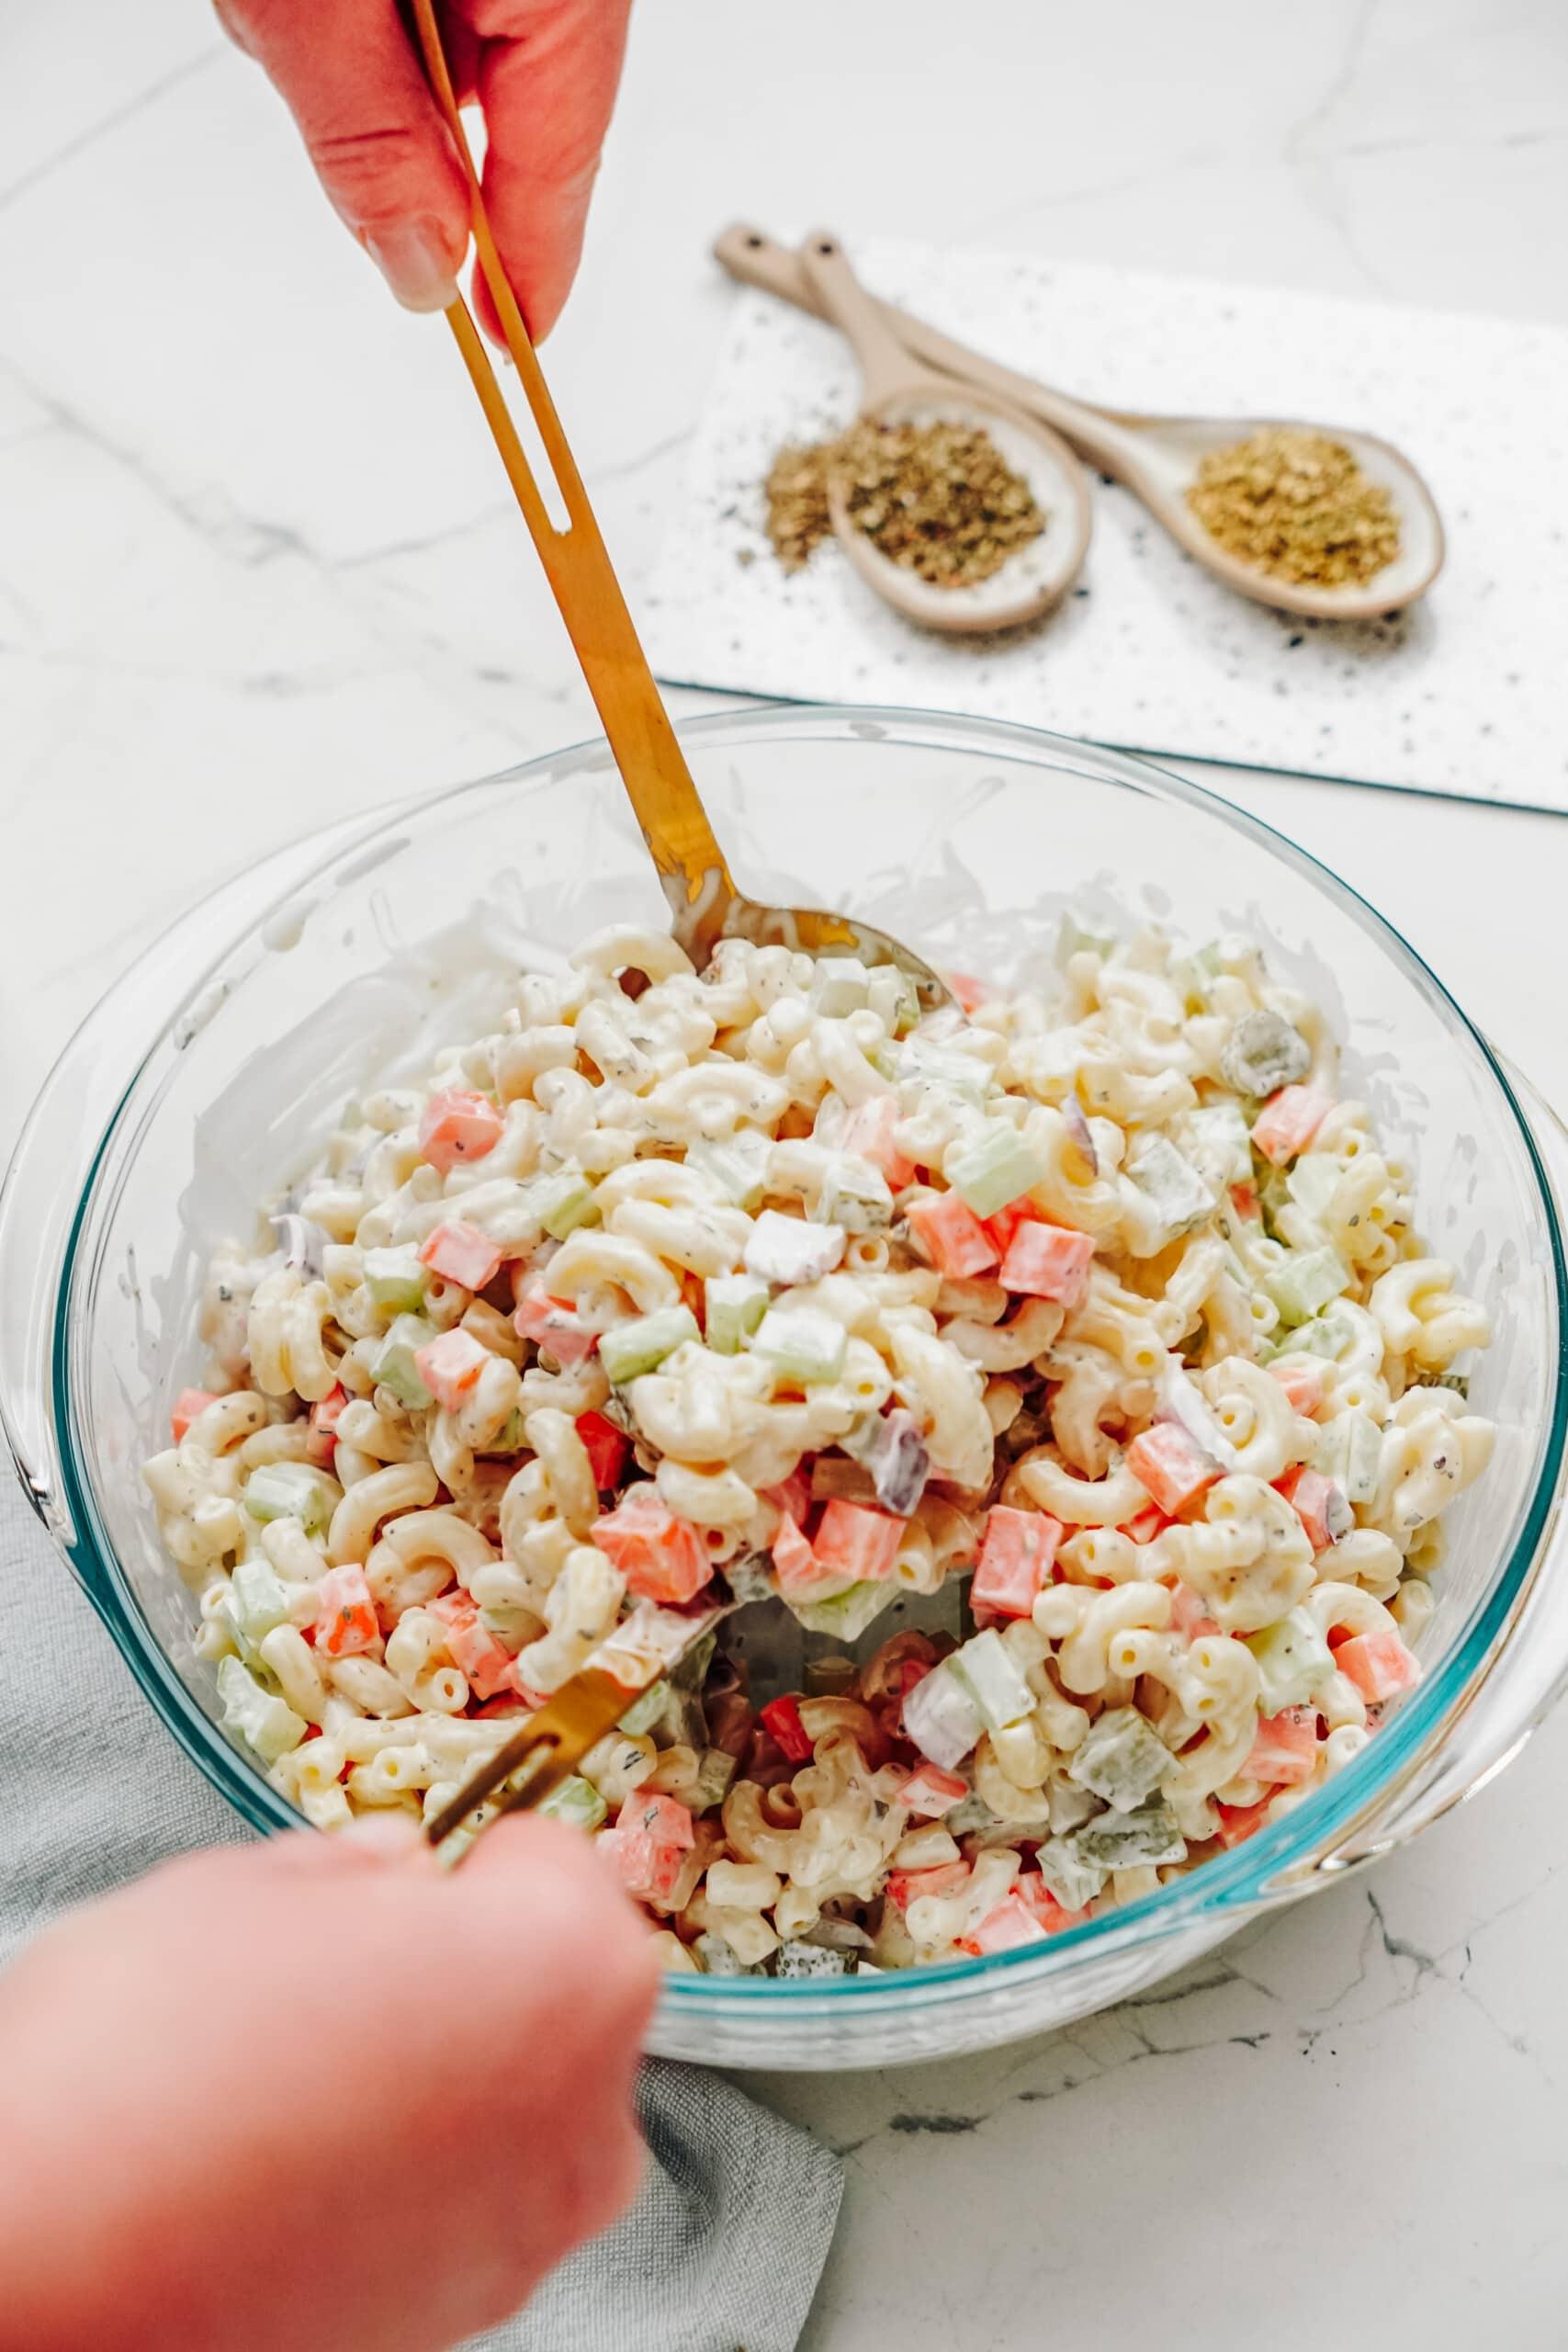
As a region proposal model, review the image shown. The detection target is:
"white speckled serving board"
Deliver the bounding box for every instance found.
[643,241,1568,810]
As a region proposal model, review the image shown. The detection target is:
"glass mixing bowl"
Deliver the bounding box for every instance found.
[6,705,1568,2070]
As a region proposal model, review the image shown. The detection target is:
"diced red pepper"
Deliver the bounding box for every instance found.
[1015,1874,1092,1934]
[897,1763,970,1817]
[1269,1361,1325,1417]
[414,1326,491,1412]
[419,1219,503,1292]
[418,1089,504,1174]
[1250,1085,1335,1168]
[1229,1181,1261,1222]
[514,1283,597,1367]
[906,1191,999,1280]
[576,1409,629,1493]
[812,1499,905,1583]
[998,1220,1095,1309]
[886,1860,972,1910]
[314,1563,379,1657]
[589,1484,714,1603]
[1334,1629,1420,1705]
[1170,1582,1221,1641]
[759,1694,814,1764]
[606,1791,695,1901]
[446,1612,517,1701]
[171,1387,218,1443]
[1214,1799,1274,1849]
[1126,1421,1221,1516]
[958,1894,1049,1955]
[1245,1706,1319,1787]
[841,1093,916,1190]
[972,1504,1062,1617]
[771,1511,824,1598]
[1275,1464,1347,1553]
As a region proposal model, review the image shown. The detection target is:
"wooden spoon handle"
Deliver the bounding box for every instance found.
[796,229,928,403]
[408,0,736,954]
[713,221,1144,481]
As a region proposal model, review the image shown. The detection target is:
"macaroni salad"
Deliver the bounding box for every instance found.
[144,918,1495,1975]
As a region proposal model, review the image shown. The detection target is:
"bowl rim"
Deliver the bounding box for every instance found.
[48,699,1568,2005]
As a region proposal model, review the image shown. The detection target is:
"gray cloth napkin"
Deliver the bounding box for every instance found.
[0,1475,841,2352]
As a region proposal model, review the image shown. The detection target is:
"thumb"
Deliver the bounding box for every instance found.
[218,0,469,311]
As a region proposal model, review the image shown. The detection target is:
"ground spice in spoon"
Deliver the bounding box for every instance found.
[764,419,1045,588]
[1186,426,1400,588]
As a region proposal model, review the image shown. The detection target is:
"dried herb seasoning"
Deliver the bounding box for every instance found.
[1186,427,1400,588]
[764,419,1045,588]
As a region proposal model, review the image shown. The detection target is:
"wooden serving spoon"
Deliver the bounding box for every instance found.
[403,2,952,1010]
[797,231,1091,634]
[716,224,1444,623]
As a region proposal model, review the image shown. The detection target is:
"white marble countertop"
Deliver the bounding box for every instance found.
[5,1,1568,2343]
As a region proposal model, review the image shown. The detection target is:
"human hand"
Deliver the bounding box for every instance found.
[217,0,633,335]
[0,1815,659,2352]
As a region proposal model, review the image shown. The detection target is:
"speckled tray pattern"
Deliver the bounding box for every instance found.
[643,241,1568,811]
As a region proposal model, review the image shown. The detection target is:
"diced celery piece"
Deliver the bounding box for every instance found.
[745,1211,846,1285]
[536,1773,609,1832]
[599,1304,700,1385]
[1036,1833,1109,1911]
[903,1660,986,1770]
[1315,1407,1384,1505]
[217,1655,306,1766]
[705,1272,769,1354]
[809,956,873,1018]
[818,1159,893,1235]
[1246,1607,1334,1713]
[1265,1245,1349,1327]
[691,1747,739,1808]
[774,1940,852,1978]
[230,1556,290,1643]
[787,1579,897,1643]
[1127,1136,1215,1238]
[1071,1796,1187,1870]
[751,1305,847,1385]
[950,1629,1035,1732]
[1056,911,1114,967]
[695,1932,764,1978]
[364,1245,428,1313]
[616,1679,670,1736]
[1285,1153,1343,1225]
[242,1462,335,1535]
[897,1039,989,1107]
[528,1169,601,1240]
[944,1121,1047,1219]
[373,1312,437,1408]
[686,1134,769,1212]
[1185,1102,1253,1186]
[1067,1706,1174,1812]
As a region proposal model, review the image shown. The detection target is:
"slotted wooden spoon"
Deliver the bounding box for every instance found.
[404,1,953,1007]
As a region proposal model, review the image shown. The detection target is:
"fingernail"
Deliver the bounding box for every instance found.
[365,217,459,313]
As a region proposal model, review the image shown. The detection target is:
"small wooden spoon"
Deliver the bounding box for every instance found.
[404,6,951,1010]
[795,232,1091,634]
[717,224,1444,623]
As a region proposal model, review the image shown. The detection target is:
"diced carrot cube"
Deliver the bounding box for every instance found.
[419,1219,503,1292]
[761,1468,813,1527]
[771,1511,826,1598]
[1269,1362,1325,1416]
[426,1591,475,1628]
[841,1094,916,1189]
[983,1200,1037,1252]
[906,1191,999,1279]
[1335,1629,1420,1705]
[957,1894,1049,1955]
[514,1283,597,1366]
[305,1386,346,1467]
[1170,1583,1220,1641]
[608,1791,695,1901]
[946,972,992,1012]
[998,1220,1095,1308]
[589,1484,714,1603]
[1015,1874,1091,1934]
[1229,1181,1261,1222]
[886,1860,972,1910]
[576,1409,629,1493]
[973,1504,1062,1616]
[1250,1085,1335,1168]
[446,1613,517,1701]
[813,1499,905,1583]
[1245,1706,1319,1787]
[1122,1505,1172,1545]
[759,1695,814,1764]
[1214,1799,1273,1849]
[172,1388,219,1443]
[897,1763,970,1817]
[1126,1422,1221,1516]
[314,1563,379,1657]
[419,1088,504,1174]
[414,1327,491,1413]
[1275,1464,1348,1553]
